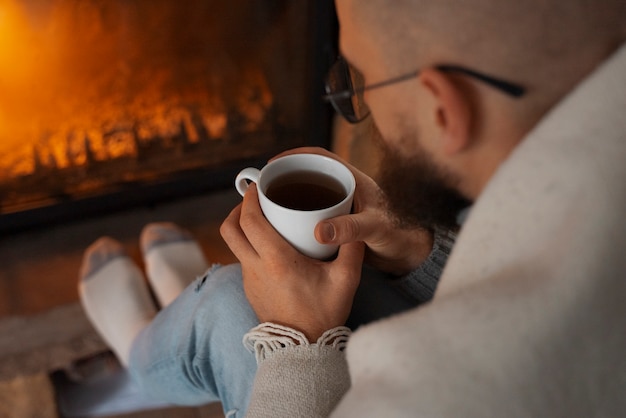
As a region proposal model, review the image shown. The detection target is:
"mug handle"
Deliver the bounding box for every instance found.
[235,168,261,197]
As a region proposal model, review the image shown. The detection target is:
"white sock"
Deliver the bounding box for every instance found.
[79,237,157,367]
[140,223,209,308]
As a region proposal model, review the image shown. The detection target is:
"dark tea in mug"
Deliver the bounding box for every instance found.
[265,171,346,211]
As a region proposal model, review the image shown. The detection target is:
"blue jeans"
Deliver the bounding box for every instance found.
[128,263,415,417]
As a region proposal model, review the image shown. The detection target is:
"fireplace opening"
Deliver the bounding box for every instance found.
[0,0,336,234]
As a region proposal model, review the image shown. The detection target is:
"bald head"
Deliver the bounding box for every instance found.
[340,0,625,125]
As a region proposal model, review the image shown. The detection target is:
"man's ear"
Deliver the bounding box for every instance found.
[417,68,471,155]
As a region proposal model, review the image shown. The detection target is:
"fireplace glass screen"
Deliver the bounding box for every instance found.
[0,0,333,233]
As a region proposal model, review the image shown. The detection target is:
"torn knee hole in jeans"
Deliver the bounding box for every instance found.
[194,263,222,292]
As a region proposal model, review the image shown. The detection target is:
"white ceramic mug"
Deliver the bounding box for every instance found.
[235,153,356,259]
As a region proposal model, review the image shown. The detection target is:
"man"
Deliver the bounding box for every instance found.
[80,0,625,416]
[219,0,626,416]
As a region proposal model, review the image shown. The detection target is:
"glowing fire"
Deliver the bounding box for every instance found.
[0,0,273,180]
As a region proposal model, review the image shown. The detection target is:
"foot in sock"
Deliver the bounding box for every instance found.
[79,237,157,367]
[140,222,209,308]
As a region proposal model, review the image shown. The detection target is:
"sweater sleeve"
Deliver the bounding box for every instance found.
[244,324,351,418]
[390,227,456,304]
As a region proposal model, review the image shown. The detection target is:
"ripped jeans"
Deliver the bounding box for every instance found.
[128,263,416,417]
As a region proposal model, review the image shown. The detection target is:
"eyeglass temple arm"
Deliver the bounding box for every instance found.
[322,71,420,101]
[436,65,526,98]
[322,65,526,101]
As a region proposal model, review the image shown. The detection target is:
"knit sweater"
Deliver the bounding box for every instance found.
[245,43,626,418]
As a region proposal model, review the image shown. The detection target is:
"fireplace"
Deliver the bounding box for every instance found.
[0,0,336,234]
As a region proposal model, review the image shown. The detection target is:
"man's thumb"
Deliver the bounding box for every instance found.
[315,216,364,245]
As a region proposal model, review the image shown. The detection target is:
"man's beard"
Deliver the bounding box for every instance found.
[375,130,471,231]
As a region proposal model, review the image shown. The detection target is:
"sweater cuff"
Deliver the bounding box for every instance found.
[243,322,351,363]
[391,227,456,304]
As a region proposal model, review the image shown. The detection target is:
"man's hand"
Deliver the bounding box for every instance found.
[273,147,434,276]
[220,184,365,342]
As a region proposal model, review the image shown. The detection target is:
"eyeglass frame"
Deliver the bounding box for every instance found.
[323,56,526,123]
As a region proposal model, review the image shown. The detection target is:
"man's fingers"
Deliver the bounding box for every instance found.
[336,240,365,273]
[332,240,365,292]
[315,213,380,246]
[220,204,259,261]
[269,148,360,177]
[239,184,296,258]
[270,147,338,162]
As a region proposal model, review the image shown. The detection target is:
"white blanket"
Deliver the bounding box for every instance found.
[338,42,626,417]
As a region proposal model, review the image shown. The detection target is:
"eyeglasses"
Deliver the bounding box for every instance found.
[323,56,526,123]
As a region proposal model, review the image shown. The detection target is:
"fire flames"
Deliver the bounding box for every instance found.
[0,0,274,181]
